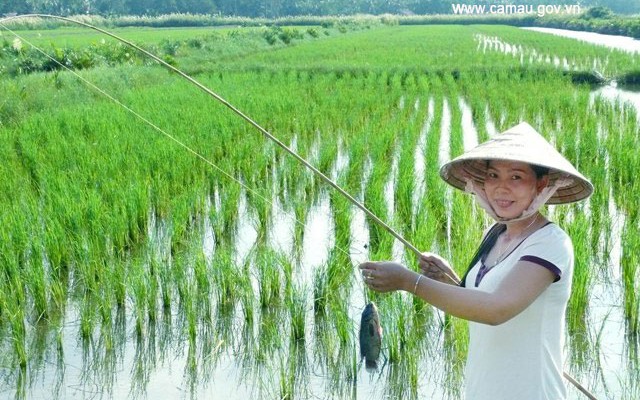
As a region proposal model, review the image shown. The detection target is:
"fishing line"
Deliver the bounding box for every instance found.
[0,19,369,272]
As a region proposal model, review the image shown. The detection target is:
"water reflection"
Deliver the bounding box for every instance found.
[458,97,478,151]
[475,33,573,69]
[524,27,640,54]
[593,83,640,119]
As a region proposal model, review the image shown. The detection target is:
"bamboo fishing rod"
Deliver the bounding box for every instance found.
[0,15,598,399]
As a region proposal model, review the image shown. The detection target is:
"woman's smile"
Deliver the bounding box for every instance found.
[494,199,515,209]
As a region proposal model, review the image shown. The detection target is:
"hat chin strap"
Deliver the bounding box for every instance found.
[464,177,572,223]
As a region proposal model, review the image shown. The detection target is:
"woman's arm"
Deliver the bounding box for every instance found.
[359,260,556,325]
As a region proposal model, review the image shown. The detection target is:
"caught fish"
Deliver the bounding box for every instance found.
[359,302,382,370]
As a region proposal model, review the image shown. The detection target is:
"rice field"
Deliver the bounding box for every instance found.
[0,22,639,399]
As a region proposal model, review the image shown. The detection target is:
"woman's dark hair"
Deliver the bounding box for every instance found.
[531,164,550,179]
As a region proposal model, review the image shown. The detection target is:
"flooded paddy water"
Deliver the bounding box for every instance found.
[1,23,639,400]
[524,27,640,54]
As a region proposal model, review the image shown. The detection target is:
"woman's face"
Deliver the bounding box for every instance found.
[483,160,548,219]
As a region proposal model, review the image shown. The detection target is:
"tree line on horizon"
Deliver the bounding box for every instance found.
[1,0,638,18]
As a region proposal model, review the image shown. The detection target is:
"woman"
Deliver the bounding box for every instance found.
[359,122,593,399]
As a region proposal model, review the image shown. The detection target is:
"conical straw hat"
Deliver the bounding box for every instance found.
[439,122,593,205]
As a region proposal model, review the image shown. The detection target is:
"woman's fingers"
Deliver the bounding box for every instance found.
[359,261,405,292]
[359,262,377,286]
[362,269,376,282]
[418,254,460,285]
[420,252,440,262]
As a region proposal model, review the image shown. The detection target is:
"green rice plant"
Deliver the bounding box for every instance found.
[288,283,307,342]
[343,134,368,196]
[385,357,419,400]
[13,367,27,400]
[255,305,284,367]
[235,267,255,331]
[449,191,484,278]
[561,206,593,332]
[291,192,310,260]
[166,251,198,345]
[394,94,424,237]
[6,299,27,369]
[210,181,242,246]
[184,337,207,397]
[382,294,435,399]
[460,79,490,143]
[578,120,610,267]
[182,291,198,346]
[278,355,296,400]
[566,311,598,377]
[246,186,275,245]
[94,265,116,331]
[381,297,403,365]
[168,192,205,258]
[210,246,241,320]
[331,296,353,349]
[193,252,211,312]
[317,134,339,179]
[325,246,354,305]
[416,92,447,241]
[613,115,640,219]
[128,324,161,399]
[150,256,171,312]
[310,309,332,365]
[49,279,67,316]
[23,242,48,321]
[312,263,329,316]
[129,259,149,339]
[213,301,236,356]
[621,217,640,337]
[441,315,468,400]
[312,302,357,399]
[78,292,96,342]
[364,168,393,258]
[328,182,353,254]
[445,88,486,278]
[255,245,283,309]
[280,253,294,302]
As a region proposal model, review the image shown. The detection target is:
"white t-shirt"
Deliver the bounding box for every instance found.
[463,223,573,400]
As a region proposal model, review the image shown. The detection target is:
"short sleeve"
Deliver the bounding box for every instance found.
[518,225,573,282]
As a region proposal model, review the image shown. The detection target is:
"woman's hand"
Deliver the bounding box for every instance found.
[419,252,460,285]
[359,261,414,293]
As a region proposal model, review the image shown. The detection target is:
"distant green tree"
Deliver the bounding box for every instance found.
[216,0,258,17]
[123,0,157,15]
[25,0,88,14]
[3,0,639,19]
[1,0,30,14]
[582,6,616,19]
[177,0,216,14]
[596,0,640,14]
[89,0,127,15]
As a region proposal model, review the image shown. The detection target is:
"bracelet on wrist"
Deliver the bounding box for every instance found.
[413,274,423,295]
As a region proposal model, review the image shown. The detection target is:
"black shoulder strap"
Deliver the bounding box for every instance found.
[459,223,506,287]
